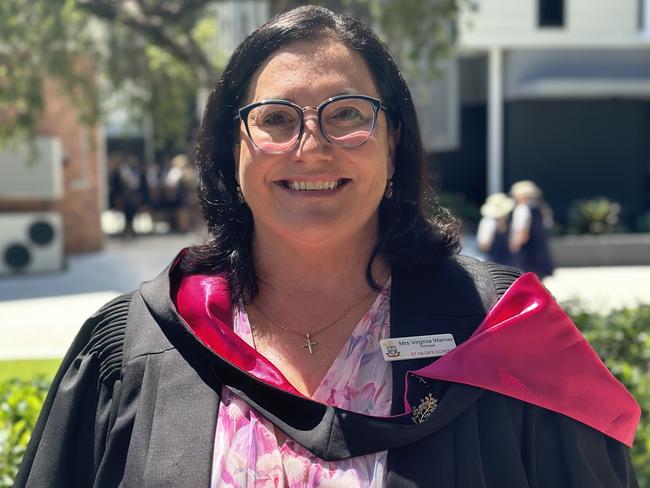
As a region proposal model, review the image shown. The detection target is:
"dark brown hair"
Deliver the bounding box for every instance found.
[183,5,460,302]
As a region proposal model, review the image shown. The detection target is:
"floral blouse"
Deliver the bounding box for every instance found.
[210,280,392,487]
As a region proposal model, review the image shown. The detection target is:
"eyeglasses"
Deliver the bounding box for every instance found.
[236,94,388,154]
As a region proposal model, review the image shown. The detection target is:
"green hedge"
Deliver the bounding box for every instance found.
[0,377,49,487]
[1,305,649,486]
[566,303,650,486]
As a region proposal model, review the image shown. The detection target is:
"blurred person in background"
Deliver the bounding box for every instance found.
[16,6,639,488]
[164,154,200,233]
[107,153,143,238]
[476,192,516,266]
[509,180,555,279]
[139,160,165,226]
[119,156,143,238]
[107,152,125,213]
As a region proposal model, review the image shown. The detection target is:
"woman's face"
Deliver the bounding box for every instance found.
[234,38,397,247]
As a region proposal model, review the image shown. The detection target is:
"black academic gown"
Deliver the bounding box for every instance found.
[15,254,639,487]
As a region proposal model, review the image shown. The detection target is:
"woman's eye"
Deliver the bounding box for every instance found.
[329,107,365,123]
[261,110,296,128]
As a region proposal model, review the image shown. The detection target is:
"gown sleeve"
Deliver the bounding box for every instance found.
[13,293,132,488]
[386,385,638,487]
[518,397,639,487]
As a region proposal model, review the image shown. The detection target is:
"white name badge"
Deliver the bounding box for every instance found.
[380,334,456,361]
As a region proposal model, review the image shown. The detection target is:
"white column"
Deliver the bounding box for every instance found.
[487,46,504,195]
[643,0,650,38]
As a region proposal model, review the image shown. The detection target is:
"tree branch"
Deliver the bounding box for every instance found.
[76,0,216,83]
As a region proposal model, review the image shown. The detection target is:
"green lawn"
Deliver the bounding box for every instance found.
[0,358,61,382]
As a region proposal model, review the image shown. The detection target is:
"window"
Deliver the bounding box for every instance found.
[538,0,565,27]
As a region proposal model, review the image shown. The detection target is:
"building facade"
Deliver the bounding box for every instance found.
[435,0,650,226]
[0,77,104,270]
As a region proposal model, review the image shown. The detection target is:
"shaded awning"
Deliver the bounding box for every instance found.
[505,48,650,100]
[510,77,650,98]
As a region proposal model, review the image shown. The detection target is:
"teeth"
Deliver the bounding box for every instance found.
[288,180,340,191]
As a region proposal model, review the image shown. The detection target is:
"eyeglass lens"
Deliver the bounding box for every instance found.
[245,98,376,153]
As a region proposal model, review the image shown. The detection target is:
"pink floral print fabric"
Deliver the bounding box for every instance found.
[210,281,392,487]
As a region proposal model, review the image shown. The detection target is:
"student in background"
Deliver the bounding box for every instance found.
[164,154,199,233]
[509,180,555,279]
[477,192,516,266]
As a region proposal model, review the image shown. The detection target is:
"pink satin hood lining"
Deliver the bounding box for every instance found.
[174,274,303,396]
[173,270,640,447]
[413,272,641,447]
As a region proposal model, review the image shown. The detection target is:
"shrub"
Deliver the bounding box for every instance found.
[637,211,650,233]
[566,197,625,235]
[438,191,480,230]
[566,303,650,486]
[0,377,49,488]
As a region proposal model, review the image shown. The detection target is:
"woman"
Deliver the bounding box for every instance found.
[509,180,555,279]
[17,6,639,487]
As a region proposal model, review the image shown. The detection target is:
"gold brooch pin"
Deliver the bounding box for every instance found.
[411,393,438,424]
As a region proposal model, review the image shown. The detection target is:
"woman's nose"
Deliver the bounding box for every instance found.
[295,116,332,158]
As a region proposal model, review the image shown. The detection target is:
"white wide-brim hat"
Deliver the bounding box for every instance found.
[480,192,515,219]
[510,180,541,199]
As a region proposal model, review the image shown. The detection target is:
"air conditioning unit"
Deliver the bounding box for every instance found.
[0,212,64,275]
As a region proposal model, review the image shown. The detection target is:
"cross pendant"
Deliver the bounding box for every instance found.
[303,333,318,354]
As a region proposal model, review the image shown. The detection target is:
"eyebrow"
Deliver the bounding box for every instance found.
[258,88,365,104]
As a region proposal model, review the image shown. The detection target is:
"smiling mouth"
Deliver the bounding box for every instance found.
[282,179,347,191]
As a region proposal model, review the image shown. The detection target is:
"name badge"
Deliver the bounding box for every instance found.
[380,334,456,361]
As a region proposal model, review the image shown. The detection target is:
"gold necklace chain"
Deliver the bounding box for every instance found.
[250,287,378,354]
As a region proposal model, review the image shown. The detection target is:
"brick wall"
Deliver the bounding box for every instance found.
[0,78,104,254]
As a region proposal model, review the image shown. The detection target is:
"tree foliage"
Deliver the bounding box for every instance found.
[0,0,96,146]
[78,0,222,155]
[367,0,463,74]
[77,0,219,85]
[0,0,221,154]
[271,0,465,75]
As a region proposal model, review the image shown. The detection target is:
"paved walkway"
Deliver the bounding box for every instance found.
[0,233,202,360]
[0,234,648,359]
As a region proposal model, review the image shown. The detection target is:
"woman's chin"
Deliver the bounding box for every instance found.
[260,218,376,249]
